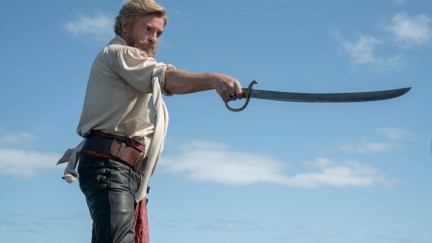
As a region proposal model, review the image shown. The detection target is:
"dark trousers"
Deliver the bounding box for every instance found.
[78,155,141,243]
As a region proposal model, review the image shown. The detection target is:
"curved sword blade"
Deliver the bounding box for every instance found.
[249,87,411,103]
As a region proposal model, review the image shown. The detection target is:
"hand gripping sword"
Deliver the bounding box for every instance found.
[225,80,411,112]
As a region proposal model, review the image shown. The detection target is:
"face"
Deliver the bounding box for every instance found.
[120,14,165,57]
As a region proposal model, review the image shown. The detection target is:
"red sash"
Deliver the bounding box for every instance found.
[134,197,150,243]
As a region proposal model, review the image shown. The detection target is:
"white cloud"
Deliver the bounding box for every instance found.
[336,141,397,153]
[64,12,114,43]
[0,131,61,178]
[160,141,288,186]
[0,148,61,178]
[309,230,340,238]
[372,232,412,243]
[335,32,382,64]
[391,0,406,5]
[198,219,261,232]
[0,131,37,146]
[333,31,403,69]
[275,226,341,240]
[384,13,432,46]
[288,158,396,188]
[333,12,432,69]
[377,127,415,141]
[332,128,414,154]
[159,141,397,188]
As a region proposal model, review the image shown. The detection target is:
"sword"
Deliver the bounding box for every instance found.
[225,80,411,112]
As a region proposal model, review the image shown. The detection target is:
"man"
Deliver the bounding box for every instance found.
[59,0,243,242]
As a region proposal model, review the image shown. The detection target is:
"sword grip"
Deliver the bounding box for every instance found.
[240,88,249,98]
[225,80,257,112]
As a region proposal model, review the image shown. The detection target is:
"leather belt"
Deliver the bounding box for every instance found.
[81,131,147,173]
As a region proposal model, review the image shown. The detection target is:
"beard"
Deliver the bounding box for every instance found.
[126,35,158,57]
[134,41,158,57]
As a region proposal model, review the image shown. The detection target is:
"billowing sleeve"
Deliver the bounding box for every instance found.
[107,46,175,95]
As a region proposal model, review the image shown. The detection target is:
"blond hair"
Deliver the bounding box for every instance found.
[114,0,167,35]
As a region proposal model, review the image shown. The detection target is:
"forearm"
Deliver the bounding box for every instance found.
[164,68,243,103]
[164,69,215,94]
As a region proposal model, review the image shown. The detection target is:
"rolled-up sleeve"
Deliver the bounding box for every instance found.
[108,46,175,95]
[152,63,176,96]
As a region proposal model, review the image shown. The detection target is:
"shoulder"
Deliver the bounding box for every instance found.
[102,36,147,58]
[105,44,152,62]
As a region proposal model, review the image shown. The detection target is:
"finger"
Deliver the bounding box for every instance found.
[232,80,243,99]
[216,83,230,102]
[228,92,236,99]
[219,90,230,103]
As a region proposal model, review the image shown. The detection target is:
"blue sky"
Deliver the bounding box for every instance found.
[1,0,431,242]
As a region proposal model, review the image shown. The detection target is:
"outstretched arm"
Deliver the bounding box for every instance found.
[164,68,243,103]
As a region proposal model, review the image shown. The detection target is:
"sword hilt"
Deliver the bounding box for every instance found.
[225,80,257,112]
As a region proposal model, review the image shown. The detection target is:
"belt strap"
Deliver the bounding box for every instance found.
[92,130,145,151]
[82,132,147,173]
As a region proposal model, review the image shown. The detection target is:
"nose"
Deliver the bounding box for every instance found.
[148,33,157,45]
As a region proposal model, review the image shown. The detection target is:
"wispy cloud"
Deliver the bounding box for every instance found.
[336,141,397,153]
[0,148,61,178]
[333,31,403,69]
[64,12,114,43]
[332,128,414,154]
[377,127,415,141]
[372,232,413,243]
[391,0,407,5]
[0,212,87,234]
[333,12,432,69]
[160,141,397,188]
[197,219,261,232]
[0,131,61,178]
[288,157,396,188]
[309,230,340,238]
[274,225,341,241]
[383,13,432,47]
[160,141,288,186]
[62,11,172,48]
[0,131,37,146]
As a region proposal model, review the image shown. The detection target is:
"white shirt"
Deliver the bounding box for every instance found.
[59,35,173,202]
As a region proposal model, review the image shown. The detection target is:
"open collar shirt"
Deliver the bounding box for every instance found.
[77,35,173,141]
[60,35,174,202]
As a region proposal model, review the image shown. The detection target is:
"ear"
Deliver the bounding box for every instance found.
[120,19,129,33]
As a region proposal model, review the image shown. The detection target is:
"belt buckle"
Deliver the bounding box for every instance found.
[134,152,145,172]
[111,140,126,158]
[110,139,145,172]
